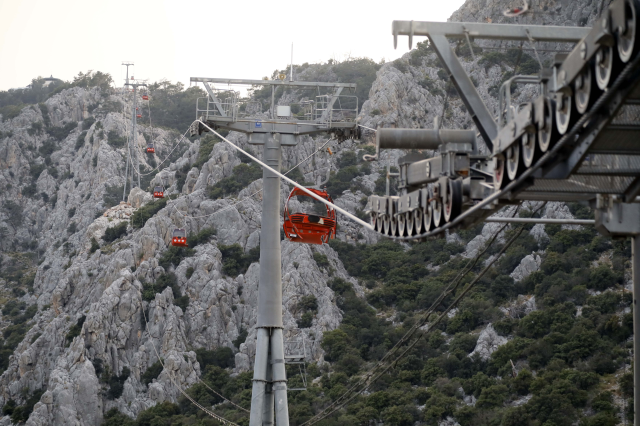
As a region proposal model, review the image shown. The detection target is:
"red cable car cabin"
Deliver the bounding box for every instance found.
[503,1,528,16]
[153,186,164,198]
[283,188,336,245]
[142,95,149,101]
[146,142,155,153]
[171,228,188,247]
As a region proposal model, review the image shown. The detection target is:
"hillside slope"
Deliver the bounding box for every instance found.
[0,0,633,425]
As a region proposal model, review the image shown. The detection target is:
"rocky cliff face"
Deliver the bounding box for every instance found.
[0,81,368,424]
[0,0,603,424]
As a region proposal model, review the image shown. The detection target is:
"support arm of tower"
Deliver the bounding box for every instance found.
[391,21,590,44]
[191,77,356,89]
[429,34,498,150]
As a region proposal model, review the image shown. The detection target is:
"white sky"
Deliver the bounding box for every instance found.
[0,0,466,91]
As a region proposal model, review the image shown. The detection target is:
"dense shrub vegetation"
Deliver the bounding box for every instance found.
[131,197,169,228]
[219,244,260,276]
[142,81,207,133]
[102,222,128,242]
[114,205,636,425]
[207,163,262,200]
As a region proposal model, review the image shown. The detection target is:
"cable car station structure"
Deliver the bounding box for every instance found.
[190,76,360,426]
[176,0,640,423]
[362,0,640,423]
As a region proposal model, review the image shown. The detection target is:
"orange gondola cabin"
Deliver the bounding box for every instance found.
[146,142,155,153]
[172,228,188,247]
[283,187,336,245]
[153,186,164,198]
[142,94,149,101]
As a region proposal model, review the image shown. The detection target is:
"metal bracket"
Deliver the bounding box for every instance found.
[319,87,343,122]
[202,82,227,117]
[429,34,498,150]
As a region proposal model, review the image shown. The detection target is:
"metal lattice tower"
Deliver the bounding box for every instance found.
[122,62,147,199]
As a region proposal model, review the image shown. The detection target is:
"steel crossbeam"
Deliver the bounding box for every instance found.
[391,21,590,45]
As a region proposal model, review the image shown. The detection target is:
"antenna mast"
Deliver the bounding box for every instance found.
[290,43,293,82]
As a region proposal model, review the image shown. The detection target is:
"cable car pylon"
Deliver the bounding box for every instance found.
[190,72,362,425]
[121,62,147,195]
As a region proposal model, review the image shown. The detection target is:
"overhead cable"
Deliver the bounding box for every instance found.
[302,203,545,425]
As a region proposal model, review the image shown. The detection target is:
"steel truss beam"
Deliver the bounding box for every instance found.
[191,77,356,89]
[429,34,498,148]
[391,21,590,44]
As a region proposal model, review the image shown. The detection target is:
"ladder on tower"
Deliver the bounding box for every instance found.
[284,334,308,391]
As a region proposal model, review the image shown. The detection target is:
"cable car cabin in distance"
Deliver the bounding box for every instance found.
[171,228,188,247]
[146,143,155,153]
[153,186,164,198]
[503,0,528,16]
[283,188,336,245]
[142,94,149,101]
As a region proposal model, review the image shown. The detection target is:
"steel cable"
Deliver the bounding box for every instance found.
[137,296,241,425]
[169,137,335,221]
[302,202,545,425]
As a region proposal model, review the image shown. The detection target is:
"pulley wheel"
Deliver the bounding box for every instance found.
[617,0,639,63]
[423,205,433,233]
[414,208,423,234]
[383,215,391,236]
[521,131,539,168]
[431,199,443,229]
[397,213,406,237]
[405,211,415,236]
[493,154,510,191]
[443,179,463,223]
[506,144,522,181]
[537,97,554,153]
[370,212,378,231]
[595,46,614,90]
[555,92,572,135]
[376,214,384,232]
[574,66,595,114]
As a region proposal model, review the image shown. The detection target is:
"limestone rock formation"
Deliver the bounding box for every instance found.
[469,324,508,361]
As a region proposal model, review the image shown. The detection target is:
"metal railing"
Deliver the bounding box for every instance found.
[314,95,358,125]
[196,96,238,121]
[197,91,358,126]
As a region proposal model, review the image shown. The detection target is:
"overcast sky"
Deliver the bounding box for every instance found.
[0,0,466,91]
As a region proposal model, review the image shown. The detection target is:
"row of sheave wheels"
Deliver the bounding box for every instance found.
[494,0,640,190]
[370,179,463,237]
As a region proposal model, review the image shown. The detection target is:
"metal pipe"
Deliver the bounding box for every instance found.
[633,236,640,426]
[271,329,290,426]
[250,328,270,426]
[257,134,283,328]
[485,218,595,225]
[377,128,476,151]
